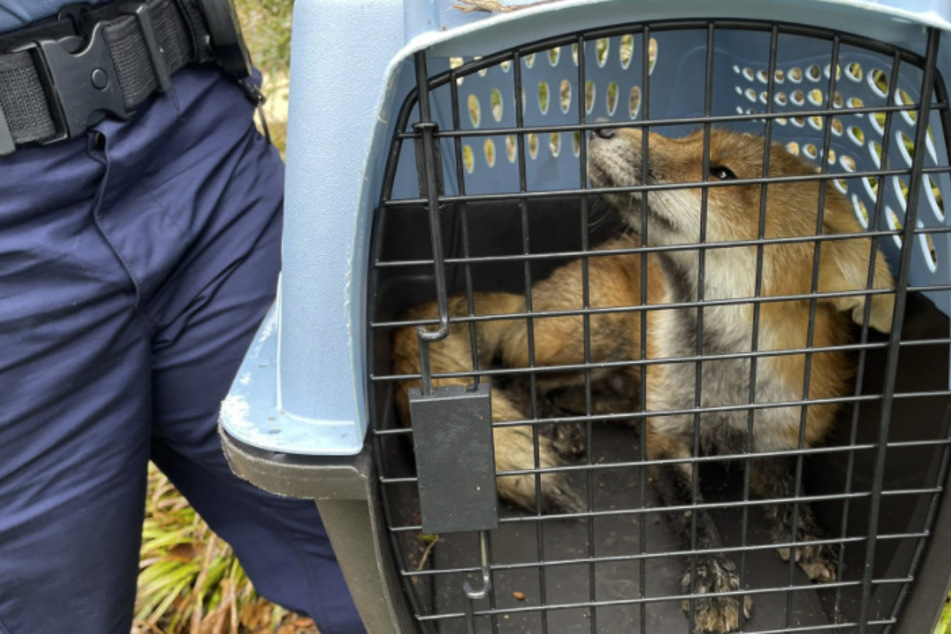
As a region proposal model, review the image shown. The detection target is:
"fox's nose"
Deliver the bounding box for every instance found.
[591,118,615,140]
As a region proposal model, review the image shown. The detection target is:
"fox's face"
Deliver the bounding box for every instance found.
[588,126,896,332]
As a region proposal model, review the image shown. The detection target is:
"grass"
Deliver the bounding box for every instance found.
[134,466,317,634]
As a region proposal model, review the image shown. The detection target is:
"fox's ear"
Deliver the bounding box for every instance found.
[821,239,896,333]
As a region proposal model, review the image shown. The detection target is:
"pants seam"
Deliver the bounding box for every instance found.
[87,132,157,337]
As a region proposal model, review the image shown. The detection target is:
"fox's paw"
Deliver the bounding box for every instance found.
[497,470,585,514]
[551,421,587,458]
[777,542,838,583]
[681,556,751,633]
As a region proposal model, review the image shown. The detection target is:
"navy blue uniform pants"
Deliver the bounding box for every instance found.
[0,67,364,634]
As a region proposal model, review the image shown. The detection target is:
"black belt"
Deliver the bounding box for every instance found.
[0,0,257,156]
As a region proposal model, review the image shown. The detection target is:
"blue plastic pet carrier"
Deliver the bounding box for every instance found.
[220,1,951,632]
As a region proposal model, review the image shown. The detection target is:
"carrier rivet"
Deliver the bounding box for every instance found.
[90,68,109,90]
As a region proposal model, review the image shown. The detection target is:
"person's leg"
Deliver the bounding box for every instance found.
[0,137,152,633]
[94,67,364,633]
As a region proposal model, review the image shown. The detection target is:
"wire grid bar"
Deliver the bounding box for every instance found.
[367,17,951,634]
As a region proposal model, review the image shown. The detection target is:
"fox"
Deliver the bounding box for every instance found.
[391,126,895,632]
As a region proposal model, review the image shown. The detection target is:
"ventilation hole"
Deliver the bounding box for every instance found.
[853,194,869,227]
[619,34,633,69]
[832,91,844,108]
[747,108,758,115]
[572,43,579,66]
[506,135,517,162]
[870,112,885,135]
[808,89,824,106]
[742,67,755,81]
[775,69,786,83]
[886,206,903,247]
[848,126,865,145]
[864,176,880,199]
[468,94,481,127]
[791,90,805,106]
[757,69,769,84]
[759,91,769,104]
[629,86,642,118]
[585,80,595,114]
[449,57,464,69]
[929,176,945,220]
[920,230,938,273]
[745,88,758,103]
[524,53,536,68]
[520,89,526,114]
[462,144,475,173]
[648,37,658,74]
[809,116,824,131]
[477,66,487,78]
[894,177,909,207]
[491,88,503,122]
[787,141,801,155]
[538,81,550,114]
[606,82,619,115]
[898,131,915,165]
[548,47,561,66]
[845,62,863,82]
[549,132,561,157]
[927,127,939,163]
[834,178,848,194]
[897,89,917,124]
[803,143,818,159]
[807,64,822,81]
[791,116,805,128]
[848,96,865,109]
[572,130,581,157]
[869,141,883,167]
[596,38,609,67]
[828,148,837,164]
[776,92,788,106]
[831,118,843,136]
[840,155,857,172]
[869,69,889,97]
[826,63,842,80]
[500,60,512,72]
[777,116,789,126]
[560,79,572,114]
[528,133,539,159]
[484,139,496,167]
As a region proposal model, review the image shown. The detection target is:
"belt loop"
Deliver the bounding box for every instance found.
[0,99,14,156]
[120,3,172,93]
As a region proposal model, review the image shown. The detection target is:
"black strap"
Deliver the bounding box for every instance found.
[0,0,214,149]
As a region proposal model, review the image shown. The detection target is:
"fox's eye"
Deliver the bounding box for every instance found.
[709,166,737,181]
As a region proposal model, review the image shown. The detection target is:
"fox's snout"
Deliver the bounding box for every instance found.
[587,126,896,333]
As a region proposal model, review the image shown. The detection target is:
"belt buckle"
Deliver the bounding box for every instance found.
[198,0,252,80]
[14,21,129,143]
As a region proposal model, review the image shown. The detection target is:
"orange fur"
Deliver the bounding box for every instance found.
[391,126,895,632]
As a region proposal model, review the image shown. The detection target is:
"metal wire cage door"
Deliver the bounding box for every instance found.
[368,18,951,634]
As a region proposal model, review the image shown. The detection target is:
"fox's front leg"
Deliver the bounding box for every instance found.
[751,457,838,582]
[648,429,752,633]
[491,392,586,513]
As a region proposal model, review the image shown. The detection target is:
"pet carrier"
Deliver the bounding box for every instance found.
[220,1,951,632]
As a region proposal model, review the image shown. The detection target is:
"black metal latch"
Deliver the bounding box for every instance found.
[409,383,499,535]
